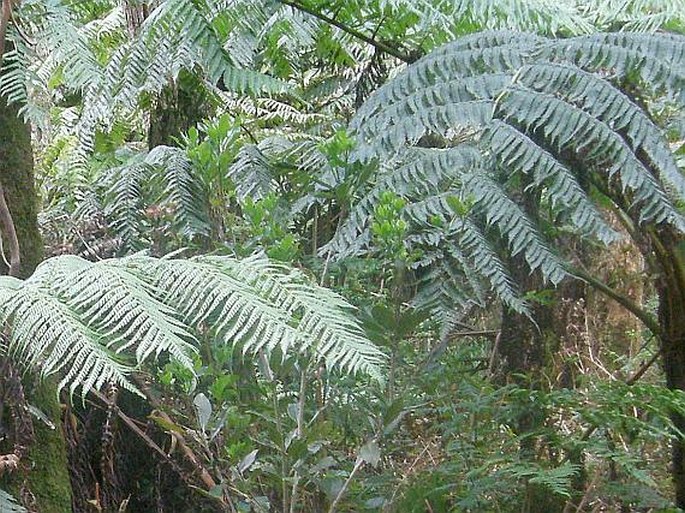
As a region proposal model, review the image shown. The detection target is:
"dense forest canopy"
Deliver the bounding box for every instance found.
[0,0,684,512]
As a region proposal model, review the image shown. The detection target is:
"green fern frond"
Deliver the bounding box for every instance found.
[582,0,685,32]
[146,145,211,237]
[326,146,481,255]
[115,0,287,98]
[336,29,684,315]
[104,157,147,250]
[411,247,485,314]
[228,144,276,201]
[485,121,618,242]
[498,86,683,227]
[462,171,567,284]
[545,32,685,100]
[0,254,384,398]
[513,62,685,197]
[455,219,527,313]
[146,254,385,380]
[0,273,135,398]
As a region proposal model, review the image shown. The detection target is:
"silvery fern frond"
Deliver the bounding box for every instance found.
[0,254,384,399]
[0,489,26,513]
[332,29,684,318]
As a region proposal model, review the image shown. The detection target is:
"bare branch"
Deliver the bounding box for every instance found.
[278,0,415,63]
[0,185,21,277]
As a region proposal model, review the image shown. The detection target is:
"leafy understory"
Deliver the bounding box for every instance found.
[0,253,384,397]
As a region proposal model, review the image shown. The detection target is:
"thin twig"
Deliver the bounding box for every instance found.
[327,456,364,513]
[279,0,414,63]
[288,363,310,513]
[0,185,21,277]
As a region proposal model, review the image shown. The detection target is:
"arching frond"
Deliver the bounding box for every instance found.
[0,273,135,398]
[146,254,385,380]
[485,121,617,242]
[333,30,684,317]
[0,254,384,398]
[461,171,566,283]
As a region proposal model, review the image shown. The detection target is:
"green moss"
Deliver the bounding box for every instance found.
[0,95,43,277]
[23,382,73,512]
[1,96,72,511]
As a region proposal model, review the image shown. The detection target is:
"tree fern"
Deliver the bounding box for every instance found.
[331,29,684,316]
[0,254,384,399]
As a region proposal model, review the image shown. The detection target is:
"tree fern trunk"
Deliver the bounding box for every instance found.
[0,94,73,512]
[652,228,685,509]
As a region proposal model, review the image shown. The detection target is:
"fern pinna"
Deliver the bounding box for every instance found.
[327,30,685,316]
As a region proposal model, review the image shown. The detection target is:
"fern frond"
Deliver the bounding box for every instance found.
[326,146,481,255]
[498,86,683,227]
[146,146,211,237]
[455,219,527,313]
[145,254,385,380]
[104,157,148,250]
[546,32,685,100]
[0,254,384,398]
[56,257,197,368]
[0,273,135,398]
[411,246,485,314]
[486,121,618,242]
[338,30,684,314]
[462,171,567,284]
[514,62,685,198]
[116,0,287,97]
[228,144,275,201]
[0,489,26,513]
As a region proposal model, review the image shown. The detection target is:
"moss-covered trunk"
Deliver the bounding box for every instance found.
[0,94,73,511]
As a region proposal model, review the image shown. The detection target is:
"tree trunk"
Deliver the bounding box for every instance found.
[0,94,73,511]
[651,227,685,509]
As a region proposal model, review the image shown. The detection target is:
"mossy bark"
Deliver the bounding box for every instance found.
[1,95,73,511]
[0,97,41,277]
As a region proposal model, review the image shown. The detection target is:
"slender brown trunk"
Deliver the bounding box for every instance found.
[651,227,685,509]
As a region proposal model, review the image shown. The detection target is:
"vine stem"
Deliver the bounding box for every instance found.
[569,266,661,338]
[278,0,414,63]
